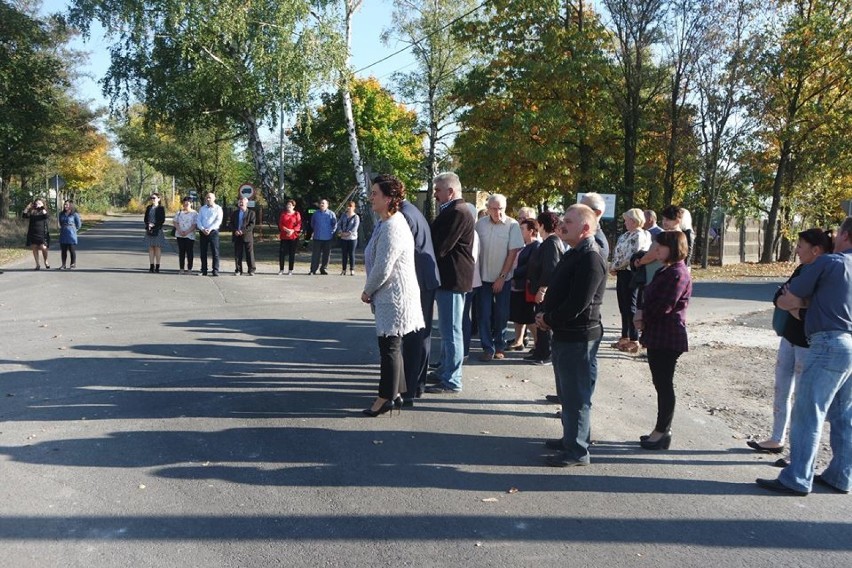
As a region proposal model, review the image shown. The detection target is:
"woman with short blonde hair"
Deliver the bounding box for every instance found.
[609,207,651,352]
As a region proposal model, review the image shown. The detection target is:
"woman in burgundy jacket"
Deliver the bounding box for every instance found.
[634,230,692,450]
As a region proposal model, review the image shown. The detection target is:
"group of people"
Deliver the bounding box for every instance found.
[750,224,852,496]
[22,198,82,270]
[140,192,362,278]
[144,192,254,276]
[358,171,850,494]
[356,173,696,469]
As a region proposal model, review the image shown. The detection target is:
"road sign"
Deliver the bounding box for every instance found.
[576,192,617,219]
[238,183,255,201]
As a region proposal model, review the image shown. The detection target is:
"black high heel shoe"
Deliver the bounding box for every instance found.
[362,400,394,417]
[393,396,404,415]
[640,432,672,450]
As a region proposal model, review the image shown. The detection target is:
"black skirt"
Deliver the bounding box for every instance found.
[510,289,536,324]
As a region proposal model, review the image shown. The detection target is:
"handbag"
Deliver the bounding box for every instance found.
[772,307,788,337]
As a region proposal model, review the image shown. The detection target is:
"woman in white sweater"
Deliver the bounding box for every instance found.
[360,174,425,416]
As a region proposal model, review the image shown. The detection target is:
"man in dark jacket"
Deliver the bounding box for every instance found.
[230,197,256,275]
[399,199,441,405]
[536,204,607,466]
[425,172,475,394]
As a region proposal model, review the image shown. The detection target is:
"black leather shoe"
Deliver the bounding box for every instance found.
[426,371,442,385]
[401,398,415,408]
[545,453,590,468]
[756,478,808,496]
[747,440,784,454]
[545,395,561,404]
[814,474,850,494]
[640,433,672,450]
[424,384,461,394]
[544,439,564,450]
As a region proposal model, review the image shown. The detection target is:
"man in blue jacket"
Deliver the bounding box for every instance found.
[309,199,336,275]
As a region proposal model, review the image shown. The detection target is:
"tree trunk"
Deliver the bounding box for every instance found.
[760,141,790,263]
[623,115,637,211]
[243,111,280,216]
[663,78,680,206]
[341,85,368,201]
[0,170,10,218]
[342,1,369,208]
[424,100,439,221]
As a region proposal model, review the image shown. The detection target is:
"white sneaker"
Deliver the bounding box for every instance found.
[278,270,284,275]
[287,271,293,276]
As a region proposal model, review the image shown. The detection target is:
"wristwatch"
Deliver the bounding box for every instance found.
[498,273,506,279]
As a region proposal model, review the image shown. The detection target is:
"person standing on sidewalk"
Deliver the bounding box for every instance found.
[230,197,256,276]
[336,201,360,275]
[173,196,198,274]
[58,200,82,270]
[757,217,852,496]
[197,192,223,277]
[426,172,475,395]
[309,199,336,275]
[399,198,440,406]
[143,193,166,273]
[537,204,607,467]
[475,194,524,361]
[278,200,301,275]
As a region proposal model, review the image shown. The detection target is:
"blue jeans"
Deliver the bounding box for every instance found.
[779,331,852,493]
[435,289,465,390]
[478,282,511,355]
[552,337,601,462]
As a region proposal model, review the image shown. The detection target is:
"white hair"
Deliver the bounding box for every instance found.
[487,194,507,209]
[580,192,605,215]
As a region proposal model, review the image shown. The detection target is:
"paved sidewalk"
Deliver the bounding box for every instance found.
[0,216,848,567]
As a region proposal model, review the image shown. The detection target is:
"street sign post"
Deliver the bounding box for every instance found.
[239,183,256,208]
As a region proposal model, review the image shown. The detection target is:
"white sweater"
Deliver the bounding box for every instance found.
[363,213,425,337]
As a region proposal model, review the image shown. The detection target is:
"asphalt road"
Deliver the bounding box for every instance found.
[0,216,848,567]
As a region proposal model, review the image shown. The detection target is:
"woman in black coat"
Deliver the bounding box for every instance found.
[525,211,564,364]
[143,193,167,272]
[23,198,51,270]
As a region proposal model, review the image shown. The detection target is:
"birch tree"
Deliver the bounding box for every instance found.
[68,0,345,215]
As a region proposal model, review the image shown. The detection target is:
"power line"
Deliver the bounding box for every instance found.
[353,0,491,75]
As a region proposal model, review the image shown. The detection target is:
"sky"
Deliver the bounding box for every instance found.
[40,0,418,114]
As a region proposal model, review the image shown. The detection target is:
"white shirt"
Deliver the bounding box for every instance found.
[197,204,223,232]
[475,215,524,282]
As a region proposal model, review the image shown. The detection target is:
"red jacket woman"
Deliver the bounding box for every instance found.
[278,200,302,275]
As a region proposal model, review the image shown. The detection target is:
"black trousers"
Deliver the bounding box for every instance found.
[341,239,356,271]
[402,287,436,399]
[279,240,297,271]
[176,237,194,270]
[233,236,255,273]
[199,230,220,273]
[616,270,639,340]
[647,348,683,432]
[531,303,551,360]
[60,244,76,266]
[377,335,406,400]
